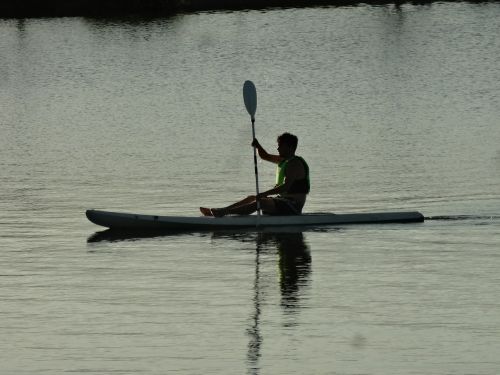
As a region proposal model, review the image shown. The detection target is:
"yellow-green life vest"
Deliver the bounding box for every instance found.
[275,156,310,194]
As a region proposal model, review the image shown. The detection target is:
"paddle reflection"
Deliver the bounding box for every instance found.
[209,230,312,313]
[257,231,310,373]
[210,230,311,375]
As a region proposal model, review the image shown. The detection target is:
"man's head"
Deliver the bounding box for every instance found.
[277,132,298,157]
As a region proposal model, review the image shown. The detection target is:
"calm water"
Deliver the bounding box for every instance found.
[1,3,500,374]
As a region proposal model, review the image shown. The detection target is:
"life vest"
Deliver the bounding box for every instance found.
[275,156,310,194]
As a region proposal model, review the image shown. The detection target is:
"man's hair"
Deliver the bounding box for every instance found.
[277,132,298,151]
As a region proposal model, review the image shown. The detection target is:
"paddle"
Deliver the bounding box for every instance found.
[243,80,261,216]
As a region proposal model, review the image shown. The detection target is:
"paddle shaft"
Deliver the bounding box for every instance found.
[251,118,261,215]
[243,80,260,218]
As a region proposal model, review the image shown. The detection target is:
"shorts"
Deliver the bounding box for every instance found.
[264,197,301,216]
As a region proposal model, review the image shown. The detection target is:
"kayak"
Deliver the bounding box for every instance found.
[86,209,424,231]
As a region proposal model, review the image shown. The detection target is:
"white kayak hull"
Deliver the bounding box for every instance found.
[86,209,424,231]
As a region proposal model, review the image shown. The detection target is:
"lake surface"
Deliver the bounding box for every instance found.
[1,2,500,374]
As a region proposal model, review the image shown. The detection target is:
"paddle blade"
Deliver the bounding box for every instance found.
[243,80,257,120]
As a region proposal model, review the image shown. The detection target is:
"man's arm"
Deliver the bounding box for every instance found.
[252,139,282,164]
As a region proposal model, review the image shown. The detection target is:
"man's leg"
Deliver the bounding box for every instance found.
[200,195,257,216]
[211,198,276,217]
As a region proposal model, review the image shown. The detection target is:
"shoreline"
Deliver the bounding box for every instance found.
[0,0,494,19]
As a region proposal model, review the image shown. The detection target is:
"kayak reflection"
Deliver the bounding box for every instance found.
[87,228,188,243]
[87,228,311,375]
[87,229,311,315]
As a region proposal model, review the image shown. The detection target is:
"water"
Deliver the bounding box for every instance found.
[1,3,500,374]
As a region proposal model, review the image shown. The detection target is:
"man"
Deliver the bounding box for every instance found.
[200,132,310,217]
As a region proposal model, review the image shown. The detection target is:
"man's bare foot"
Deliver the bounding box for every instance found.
[200,207,213,216]
[210,208,226,217]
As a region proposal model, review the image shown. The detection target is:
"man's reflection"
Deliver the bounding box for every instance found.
[275,232,311,315]
[245,230,311,374]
